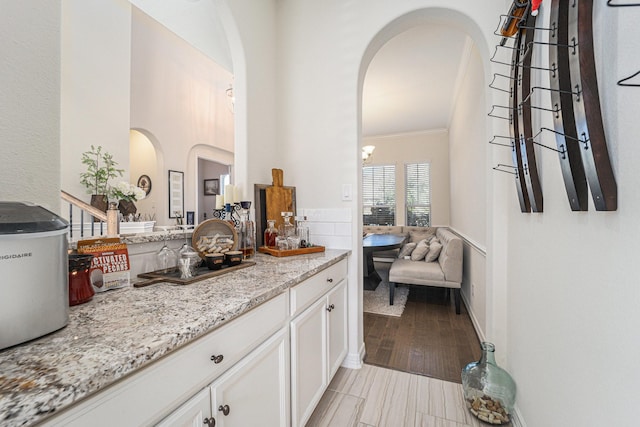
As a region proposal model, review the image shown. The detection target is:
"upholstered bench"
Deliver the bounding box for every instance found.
[364,226,463,314]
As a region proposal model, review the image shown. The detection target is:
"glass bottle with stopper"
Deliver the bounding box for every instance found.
[238,201,255,260]
[281,211,295,237]
[281,211,300,249]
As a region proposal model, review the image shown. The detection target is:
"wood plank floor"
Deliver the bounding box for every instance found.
[363,263,481,384]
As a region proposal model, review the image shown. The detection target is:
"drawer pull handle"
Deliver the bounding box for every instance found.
[203,417,216,426]
[210,354,224,364]
[218,404,231,416]
[327,278,333,283]
[327,304,335,312]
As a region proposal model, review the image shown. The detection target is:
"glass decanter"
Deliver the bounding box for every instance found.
[238,201,255,260]
[461,342,516,425]
[281,212,298,249]
[281,211,295,237]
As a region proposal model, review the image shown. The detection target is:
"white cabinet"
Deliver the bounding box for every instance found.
[159,328,289,427]
[290,277,348,427]
[327,280,348,379]
[290,297,328,427]
[155,388,212,427]
[210,328,289,427]
[43,293,288,427]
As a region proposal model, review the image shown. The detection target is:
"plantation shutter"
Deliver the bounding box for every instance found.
[405,162,431,226]
[362,165,396,225]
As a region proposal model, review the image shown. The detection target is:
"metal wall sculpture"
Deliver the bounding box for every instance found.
[489,0,618,212]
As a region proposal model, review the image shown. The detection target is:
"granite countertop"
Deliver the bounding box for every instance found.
[0,249,349,427]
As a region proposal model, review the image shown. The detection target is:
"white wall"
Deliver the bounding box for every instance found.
[60,0,132,209]
[0,2,61,212]
[130,6,234,224]
[448,42,488,339]
[363,130,451,227]
[214,0,280,199]
[503,3,640,426]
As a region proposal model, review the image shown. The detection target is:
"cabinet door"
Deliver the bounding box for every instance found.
[210,328,289,427]
[155,388,211,427]
[327,279,348,379]
[290,297,328,427]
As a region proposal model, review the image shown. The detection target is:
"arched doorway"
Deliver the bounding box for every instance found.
[357,7,492,374]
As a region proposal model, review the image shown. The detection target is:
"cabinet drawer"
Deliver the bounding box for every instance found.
[43,292,288,427]
[290,259,347,317]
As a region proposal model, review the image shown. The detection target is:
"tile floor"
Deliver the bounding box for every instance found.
[307,364,514,427]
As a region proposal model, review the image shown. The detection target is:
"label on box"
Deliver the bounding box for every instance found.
[77,238,130,292]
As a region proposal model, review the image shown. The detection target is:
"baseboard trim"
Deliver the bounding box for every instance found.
[341,343,365,369]
[511,406,527,427]
[461,291,485,343]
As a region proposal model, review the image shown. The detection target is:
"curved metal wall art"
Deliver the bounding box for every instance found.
[489,0,618,212]
[568,0,617,211]
[549,0,589,210]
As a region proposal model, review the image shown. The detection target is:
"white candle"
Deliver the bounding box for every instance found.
[215,195,224,210]
[225,185,235,204]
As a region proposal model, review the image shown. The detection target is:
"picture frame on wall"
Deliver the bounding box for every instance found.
[168,170,184,218]
[137,174,152,196]
[204,178,219,196]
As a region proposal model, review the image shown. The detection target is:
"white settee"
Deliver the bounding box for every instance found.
[363,225,463,314]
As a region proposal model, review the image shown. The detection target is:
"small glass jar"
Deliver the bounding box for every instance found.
[179,250,200,279]
[276,235,289,251]
[461,342,516,425]
[264,219,278,247]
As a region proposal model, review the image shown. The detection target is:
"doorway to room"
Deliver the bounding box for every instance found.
[360,15,487,382]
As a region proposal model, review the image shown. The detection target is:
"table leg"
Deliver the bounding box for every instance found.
[363,249,381,290]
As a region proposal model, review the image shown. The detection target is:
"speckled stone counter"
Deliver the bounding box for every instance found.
[0,249,349,427]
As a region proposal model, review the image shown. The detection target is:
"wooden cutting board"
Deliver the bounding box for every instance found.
[266,168,295,230]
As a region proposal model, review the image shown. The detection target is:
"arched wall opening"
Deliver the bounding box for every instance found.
[356,6,497,347]
[130,128,165,223]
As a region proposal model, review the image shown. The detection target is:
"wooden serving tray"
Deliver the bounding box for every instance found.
[258,246,325,257]
[134,261,255,287]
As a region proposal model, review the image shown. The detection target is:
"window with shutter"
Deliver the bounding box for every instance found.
[362,165,395,225]
[405,163,430,226]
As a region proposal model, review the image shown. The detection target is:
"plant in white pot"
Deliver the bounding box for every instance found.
[79,145,124,213]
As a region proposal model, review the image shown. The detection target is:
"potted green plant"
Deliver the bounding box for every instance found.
[79,145,124,212]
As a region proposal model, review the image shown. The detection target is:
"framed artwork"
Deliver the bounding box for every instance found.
[137,174,152,195]
[168,170,184,218]
[204,178,220,196]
